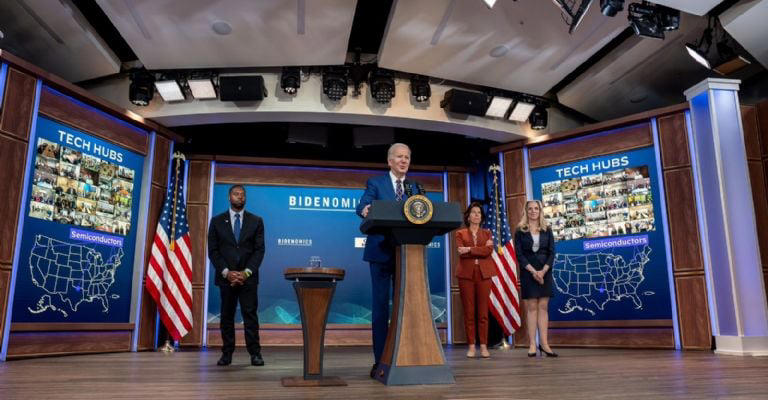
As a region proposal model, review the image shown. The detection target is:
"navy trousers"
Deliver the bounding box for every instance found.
[369,261,395,364]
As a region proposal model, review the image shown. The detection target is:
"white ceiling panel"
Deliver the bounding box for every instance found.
[0,0,120,82]
[652,0,724,16]
[378,0,629,96]
[721,0,768,69]
[95,0,357,69]
[557,13,710,121]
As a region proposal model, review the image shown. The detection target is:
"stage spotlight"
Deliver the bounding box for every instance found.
[529,106,548,130]
[685,42,711,69]
[410,75,431,103]
[508,99,535,122]
[129,70,155,107]
[628,1,679,40]
[322,66,348,101]
[486,96,513,118]
[600,0,624,17]
[187,73,217,100]
[552,0,594,33]
[281,67,301,95]
[155,78,185,102]
[369,68,395,104]
[685,24,751,75]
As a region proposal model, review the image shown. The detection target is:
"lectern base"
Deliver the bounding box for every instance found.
[374,364,455,385]
[280,376,347,387]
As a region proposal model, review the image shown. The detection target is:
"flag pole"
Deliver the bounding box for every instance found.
[489,164,513,350]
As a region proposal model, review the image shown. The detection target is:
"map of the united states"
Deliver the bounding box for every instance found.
[27,235,123,317]
[552,245,651,316]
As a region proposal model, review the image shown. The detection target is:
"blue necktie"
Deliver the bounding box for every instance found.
[234,213,241,242]
[395,179,404,201]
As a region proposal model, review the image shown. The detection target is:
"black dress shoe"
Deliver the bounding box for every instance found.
[250,353,265,366]
[217,353,232,366]
[539,345,558,357]
[369,363,378,378]
[527,351,537,357]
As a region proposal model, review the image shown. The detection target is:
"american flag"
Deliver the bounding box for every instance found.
[145,156,193,341]
[485,165,522,336]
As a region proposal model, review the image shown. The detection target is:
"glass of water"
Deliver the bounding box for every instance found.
[309,256,322,269]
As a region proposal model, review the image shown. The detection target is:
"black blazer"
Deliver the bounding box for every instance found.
[513,228,555,270]
[207,210,265,286]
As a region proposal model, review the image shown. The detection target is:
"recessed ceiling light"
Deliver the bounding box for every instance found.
[155,80,185,102]
[486,97,513,118]
[212,21,232,36]
[508,101,535,122]
[490,45,509,58]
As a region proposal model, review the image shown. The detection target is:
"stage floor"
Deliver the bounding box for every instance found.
[2,346,767,399]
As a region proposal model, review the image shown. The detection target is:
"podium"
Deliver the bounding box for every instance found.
[281,267,347,387]
[361,199,462,385]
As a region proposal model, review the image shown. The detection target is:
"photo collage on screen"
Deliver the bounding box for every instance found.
[29,138,135,236]
[541,165,655,242]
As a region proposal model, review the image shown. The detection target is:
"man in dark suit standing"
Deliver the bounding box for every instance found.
[208,184,265,366]
[356,143,411,378]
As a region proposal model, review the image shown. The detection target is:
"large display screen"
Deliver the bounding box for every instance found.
[530,147,672,320]
[12,116,145,323]
[206,180,447,326]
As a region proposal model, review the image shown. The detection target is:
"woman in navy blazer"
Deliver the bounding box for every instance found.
[513,200,558,358]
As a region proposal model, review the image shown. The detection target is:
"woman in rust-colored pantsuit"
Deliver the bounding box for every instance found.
[455,202,496,358]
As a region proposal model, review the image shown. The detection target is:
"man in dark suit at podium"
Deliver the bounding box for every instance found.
[356,143,411,378]
[208,184,265,367]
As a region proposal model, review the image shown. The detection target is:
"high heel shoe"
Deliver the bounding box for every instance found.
[527,348,537,357]
[538,345,558,357]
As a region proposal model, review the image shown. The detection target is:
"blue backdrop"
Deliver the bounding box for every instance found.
[529,147,673,320]
[12,116,145,323]
[206,180,447,325]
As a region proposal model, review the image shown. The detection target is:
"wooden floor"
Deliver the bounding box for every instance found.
[2,346,767,399]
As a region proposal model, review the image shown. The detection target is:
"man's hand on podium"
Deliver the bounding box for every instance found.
[361,204,371,218]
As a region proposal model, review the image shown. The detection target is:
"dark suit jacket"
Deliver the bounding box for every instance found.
[356,174,416,263]
[513,228,555,270]
[207,210,265,286]
[455,228,496,280]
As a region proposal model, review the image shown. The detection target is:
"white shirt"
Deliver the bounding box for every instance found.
[389,171,406,196]
[532,232,540,252]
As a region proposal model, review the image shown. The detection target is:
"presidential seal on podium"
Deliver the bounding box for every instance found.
[403,194,433,224]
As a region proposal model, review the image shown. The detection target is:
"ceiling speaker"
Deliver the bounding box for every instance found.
[219,75,268,101]
[440,89,489,116]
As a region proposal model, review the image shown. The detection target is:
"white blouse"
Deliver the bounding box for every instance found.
[531,232,540,252]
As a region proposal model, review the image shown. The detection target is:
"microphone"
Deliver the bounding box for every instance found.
[404,180,414,197]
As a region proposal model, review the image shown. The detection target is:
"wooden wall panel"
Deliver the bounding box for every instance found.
[758,101,768,157]
[450,291,466,344]
[528,123,652,168]
[548,328,674,348]
[675,275,712,349]
[187,204,210,284]
[136,286,157,351]
[503,149,525,196]
[446,172,467,344]
[741,106,761,160]
[663,169,703,271]
[151,135,171,187]
[180,287,204,347]
[0,68,36,141]
[6,331,132,359]
[506,195,526,232]
[142,186,165,269]
[0,135,28,264]
[187,161,211,204]
[657,113,691,168]
[0,268,10,348]
[38,87,148,155]
[748,161,768,270]
[215,164,443,192]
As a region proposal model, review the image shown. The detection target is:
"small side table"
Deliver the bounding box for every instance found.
[280,267,347,387]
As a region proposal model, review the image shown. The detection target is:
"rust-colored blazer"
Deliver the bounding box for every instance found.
[455,228,496,280]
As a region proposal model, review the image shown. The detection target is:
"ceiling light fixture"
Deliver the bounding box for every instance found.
[129,70,155,107]
[627,1,679,40]
[410,75,431,103]
[187,73,217,99]
[552,0,594,34]
[508,99,536,122]
[280,66,301,95]
[600,0,624,17]
[155,78,185,102]
[369,67,396,104]
[685,18,751,75]
[529,106,548,130]
[486,96,514,118]
[322,66,348,101]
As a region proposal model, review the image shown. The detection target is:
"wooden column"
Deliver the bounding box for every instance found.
[501,147,528,347]
[183,159,213,347]
[657,111,712,350]
[135,135,172,350]
[741,102,768,307]
[446,172,468,343]
[0,67,37,354]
